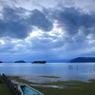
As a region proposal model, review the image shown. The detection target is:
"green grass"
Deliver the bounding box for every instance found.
[39,75,60,78]
[8,76,37,84]
[41,80,88,88]
[8,76,95,95]
[29,80,95,95]
[31,87,95,95]
[0,75,13,95]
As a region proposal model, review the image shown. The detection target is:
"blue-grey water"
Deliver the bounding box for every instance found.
[0,63,95,83]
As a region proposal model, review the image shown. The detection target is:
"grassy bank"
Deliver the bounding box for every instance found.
[8,76,95,95]
[0,75,13,95]
[39,75,60,78]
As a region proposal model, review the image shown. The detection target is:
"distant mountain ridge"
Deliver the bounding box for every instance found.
[70,57,95,63]
[47,59,69,63]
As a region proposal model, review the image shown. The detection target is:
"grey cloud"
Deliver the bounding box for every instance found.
[0,37,27,54]
[0,7,53,39]
[1,5,95,60]
[0,42,15,53]
[0,7,30,39]
[51,7,95,36]
[42,7,95,54]
[28,9,53,31]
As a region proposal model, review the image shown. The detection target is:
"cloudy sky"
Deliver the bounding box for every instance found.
[0,0,95,62]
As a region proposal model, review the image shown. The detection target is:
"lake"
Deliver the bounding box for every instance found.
[0,63,95,83]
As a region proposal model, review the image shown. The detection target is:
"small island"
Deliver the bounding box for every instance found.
[14,60,26,63]
[0,61,2,63]
[32,61,46,64]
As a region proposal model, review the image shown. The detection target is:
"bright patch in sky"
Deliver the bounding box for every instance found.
[0,40,5,44]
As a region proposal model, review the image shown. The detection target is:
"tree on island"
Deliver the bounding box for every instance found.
[32,61,46,64]
[0,61,2,63]
[14,60,26,63]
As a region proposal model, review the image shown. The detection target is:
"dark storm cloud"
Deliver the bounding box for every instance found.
[1,2,95,61]
[0,7,30,39]
[38,6,95,58]
[51,7,95,36]
[28,9,53,31]
[41,7,95,57]
[0,7,53,39]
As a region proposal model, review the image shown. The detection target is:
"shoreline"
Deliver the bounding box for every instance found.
[8,75,95,88]
[7,73,95,83]
[8,75,95,95]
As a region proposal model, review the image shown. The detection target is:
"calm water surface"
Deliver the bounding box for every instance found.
[0,63,95,82]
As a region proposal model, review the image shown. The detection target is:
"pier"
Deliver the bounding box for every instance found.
[0,74,21,95]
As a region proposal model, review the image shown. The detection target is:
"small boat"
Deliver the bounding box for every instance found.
[18,84,44,95]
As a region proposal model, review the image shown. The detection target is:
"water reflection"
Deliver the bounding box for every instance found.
[0,63,95,82]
